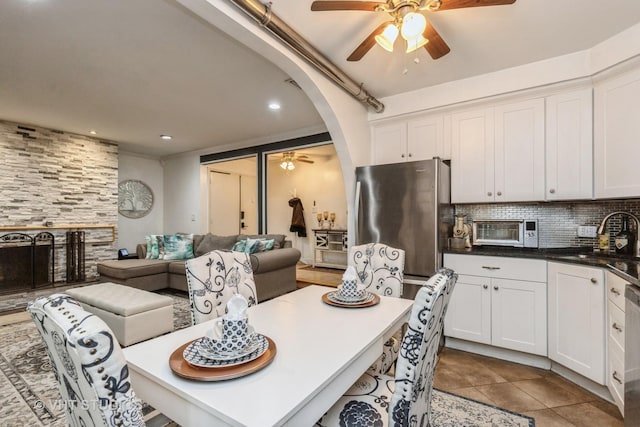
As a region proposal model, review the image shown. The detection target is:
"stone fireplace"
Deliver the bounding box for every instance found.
[0,120,119,288]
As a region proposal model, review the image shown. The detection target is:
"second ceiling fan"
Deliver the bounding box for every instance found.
[311,0,516,61]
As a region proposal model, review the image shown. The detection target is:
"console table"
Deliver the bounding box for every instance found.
[312,229,347,269]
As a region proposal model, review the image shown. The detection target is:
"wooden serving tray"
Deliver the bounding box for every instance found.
[169,337,276,381]
[322,292,380,308]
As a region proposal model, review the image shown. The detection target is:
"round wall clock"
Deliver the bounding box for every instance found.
[118,179,154,219]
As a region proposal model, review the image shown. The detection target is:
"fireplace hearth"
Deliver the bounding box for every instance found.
[0,232,55,293]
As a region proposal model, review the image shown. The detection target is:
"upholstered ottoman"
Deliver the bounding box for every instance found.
[65,282,174,346]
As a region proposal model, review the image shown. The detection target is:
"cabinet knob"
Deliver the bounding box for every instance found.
[497,191,502,196]
[487,192,492,197]
[493,286,499,291]
[610,288,621,296]
[483,284,488,289]
[401,153,405,158]
[612,371,623,385]
[612,323,623,332]
[549,188,556,194]
[591,278,597,284]
[408,153,412,157]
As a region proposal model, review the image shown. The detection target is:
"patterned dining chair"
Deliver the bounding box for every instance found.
[185,249,258,325]
[349,242,406,374]
[315,268,458,427]
[27,293,147,427]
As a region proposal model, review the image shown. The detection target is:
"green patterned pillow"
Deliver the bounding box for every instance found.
[231,238,260,254]
[145,234,164,259]
[163,234,194,260]
[231,239,247,252]
[253,238,275,253]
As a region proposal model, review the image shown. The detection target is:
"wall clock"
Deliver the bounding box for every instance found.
[118,179,153,219]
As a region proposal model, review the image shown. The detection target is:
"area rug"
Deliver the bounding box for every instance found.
[0,292,191,426]
[0,291,534,426]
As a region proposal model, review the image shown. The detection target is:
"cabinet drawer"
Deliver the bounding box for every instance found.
[608,300,625,353]
[607,271,627,311]
[608,346,625,412]
[444,254,546,282]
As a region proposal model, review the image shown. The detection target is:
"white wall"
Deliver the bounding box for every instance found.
[117,152,164,252]
[163,154,202,234]
[266,153,346,263]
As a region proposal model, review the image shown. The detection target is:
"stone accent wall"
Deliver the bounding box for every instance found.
[0,120,118,283]
[455,199,640,249]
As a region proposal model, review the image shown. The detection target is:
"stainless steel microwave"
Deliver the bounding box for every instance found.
[472,219,539,248]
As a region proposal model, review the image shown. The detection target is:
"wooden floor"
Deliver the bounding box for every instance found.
[435,347,624,427]
[296,264,343,288]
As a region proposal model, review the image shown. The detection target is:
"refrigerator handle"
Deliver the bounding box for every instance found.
[354,180,361,245]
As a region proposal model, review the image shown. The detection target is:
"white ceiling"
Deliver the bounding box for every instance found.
[1,0,639,158]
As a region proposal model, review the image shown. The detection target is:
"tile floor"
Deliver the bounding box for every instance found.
[435,347,624,427]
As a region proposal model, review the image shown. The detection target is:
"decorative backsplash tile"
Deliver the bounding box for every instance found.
[455,200,640,249]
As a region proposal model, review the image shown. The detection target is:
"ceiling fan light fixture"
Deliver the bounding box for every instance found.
[374,23,399,52]
[406,34,429,53]
[400,12,426,41]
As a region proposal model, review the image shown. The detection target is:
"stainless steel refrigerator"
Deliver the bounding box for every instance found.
[355,158,452,298]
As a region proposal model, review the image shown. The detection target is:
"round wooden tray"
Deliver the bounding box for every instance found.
[169,337,277,381]
[322,292,380,308]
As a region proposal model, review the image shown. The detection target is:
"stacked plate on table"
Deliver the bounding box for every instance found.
[326,290,375,306]
[182,329,269,368]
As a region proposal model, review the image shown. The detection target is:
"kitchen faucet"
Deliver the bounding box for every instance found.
[597,211,640,258]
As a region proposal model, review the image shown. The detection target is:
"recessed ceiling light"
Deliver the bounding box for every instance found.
[268,102,281,110]
[89,130,97,135]
[160,134,172,140]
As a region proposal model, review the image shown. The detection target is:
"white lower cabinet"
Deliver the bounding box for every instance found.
[548,262,606,385]
[444,254,547,356]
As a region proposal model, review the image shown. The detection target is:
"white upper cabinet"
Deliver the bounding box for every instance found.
[594,67,640,198]
[451,98,544,203]
[372,113,450,164]
[545,88,593,200]
[451,107,495,203]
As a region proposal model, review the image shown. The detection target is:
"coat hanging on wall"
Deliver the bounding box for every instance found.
[288,197,307,237]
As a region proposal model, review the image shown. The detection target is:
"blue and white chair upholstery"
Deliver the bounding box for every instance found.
[349,243,405,297]
[185,249,258,325]
[349,243,406,374]
[27,294,146,427]
[315,268,458,427]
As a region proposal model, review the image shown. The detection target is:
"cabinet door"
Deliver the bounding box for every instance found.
[372,121,407,164]
[546,89,593,200]
[548,262,606,384]
[407,115,444,161]
[491,278,547,355]
[494,98,545,202]
[451,108,495,203]
[444,274,491,345]
[594,67,640,198]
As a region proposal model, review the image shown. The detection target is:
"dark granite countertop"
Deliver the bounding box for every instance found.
[444,246,640,286]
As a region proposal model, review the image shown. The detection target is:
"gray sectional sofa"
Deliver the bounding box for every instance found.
[96,233,301,302]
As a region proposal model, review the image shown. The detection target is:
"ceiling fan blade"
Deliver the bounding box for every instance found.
[347,21,391,62]
[297,159,315,164]
[311,1,387,12]
[433,0,516,11]
[423,24,450,59]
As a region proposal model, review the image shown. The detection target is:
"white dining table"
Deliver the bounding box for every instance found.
[122,285,413,426]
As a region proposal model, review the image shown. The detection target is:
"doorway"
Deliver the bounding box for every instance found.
[207,156,257,235]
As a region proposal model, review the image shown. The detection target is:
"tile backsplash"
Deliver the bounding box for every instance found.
[455,199,640,249]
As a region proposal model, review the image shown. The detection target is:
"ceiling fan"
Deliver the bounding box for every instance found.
[277,151,315,170]
[310,0,516,61]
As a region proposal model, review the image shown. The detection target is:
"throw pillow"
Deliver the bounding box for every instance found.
[163,234,195,260]
[145,234,164,259]
[254,238,275,253]
[243,234,286,249]
[196,234,239,256]
[231,239,247,253]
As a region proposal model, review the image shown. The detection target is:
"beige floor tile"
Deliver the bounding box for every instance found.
[521,409,576,427]
[475,382,547,412]
[479,356,549,382]
[589,398,624,421]
[512,378,592,408]
[552,403,624,427]
[433,365,475,391]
